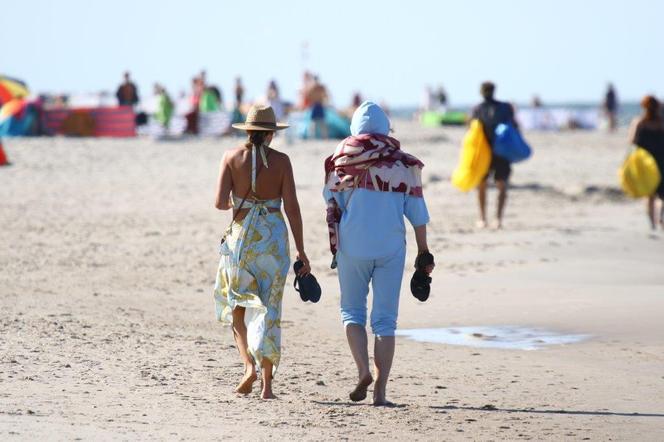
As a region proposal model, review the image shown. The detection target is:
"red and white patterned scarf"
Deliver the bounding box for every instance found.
[324,134,425,255]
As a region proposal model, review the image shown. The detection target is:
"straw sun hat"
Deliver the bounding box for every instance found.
[231,105,289,131]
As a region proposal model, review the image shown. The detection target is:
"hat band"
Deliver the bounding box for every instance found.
[244,121,280,129]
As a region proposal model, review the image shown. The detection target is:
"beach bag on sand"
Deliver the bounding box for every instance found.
[619,147,661,198]
[451,119,492,192]
[493,123,532,163]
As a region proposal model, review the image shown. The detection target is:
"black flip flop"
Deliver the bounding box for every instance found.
[410,252,434,302]
[293,260,321,303]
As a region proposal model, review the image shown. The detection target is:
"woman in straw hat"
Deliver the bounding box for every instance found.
[214,105,310,399]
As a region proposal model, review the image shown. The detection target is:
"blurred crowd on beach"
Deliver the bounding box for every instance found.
[3,70,365,139]
[2,68,655,140]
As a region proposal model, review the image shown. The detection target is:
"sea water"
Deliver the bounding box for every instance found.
[395,326,589,350]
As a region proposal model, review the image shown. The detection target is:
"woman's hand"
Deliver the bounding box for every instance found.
[296,252,311,277]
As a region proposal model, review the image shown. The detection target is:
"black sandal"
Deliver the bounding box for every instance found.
[293,260,322,303]
[410,252,434,302]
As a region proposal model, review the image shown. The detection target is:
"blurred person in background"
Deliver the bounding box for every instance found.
[299,71,314,109]
[604,83,618,132]
[185,75,205,134]
[234,77,245,109]
[153,83,174,130]
[472,81,519,229]
[232,77,245,126]
[629,95,664,229]
[265,80,285,121]
[116,71,139,107]
[343,92,363,119]
[435,85,448,112]
[199,86,221,113]
[307,75,329,139]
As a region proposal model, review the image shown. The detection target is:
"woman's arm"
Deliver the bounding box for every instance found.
[215,152,233,210]
[282,157,310,275]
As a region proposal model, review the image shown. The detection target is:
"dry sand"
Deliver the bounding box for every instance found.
[1,121,663,440]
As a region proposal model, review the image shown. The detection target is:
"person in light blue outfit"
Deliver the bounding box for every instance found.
[323,101,434,406]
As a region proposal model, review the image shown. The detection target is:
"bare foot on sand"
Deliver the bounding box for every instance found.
[372,399,396,407]
[475,219,488,229]
[373,380,396,406]
[349,375,373,402]
[261,388,277,400]
[235,367,257,395]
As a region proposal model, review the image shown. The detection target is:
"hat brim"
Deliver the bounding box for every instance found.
[231,122,289,131]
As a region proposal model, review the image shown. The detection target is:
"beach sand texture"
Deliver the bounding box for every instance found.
[2,121,663,440]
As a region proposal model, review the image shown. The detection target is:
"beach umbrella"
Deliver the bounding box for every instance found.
[0,99,27,123]
[0,98,34,136]
[0,76,29,105]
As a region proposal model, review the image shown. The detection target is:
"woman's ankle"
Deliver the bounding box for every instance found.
[359,369,372,382]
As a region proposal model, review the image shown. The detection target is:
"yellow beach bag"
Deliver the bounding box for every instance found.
[619,147,661,198]
[451,119,492,192]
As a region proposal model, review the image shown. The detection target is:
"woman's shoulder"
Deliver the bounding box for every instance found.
[266,148,291,166]
[636,118,664,131]
[221,145,249,162]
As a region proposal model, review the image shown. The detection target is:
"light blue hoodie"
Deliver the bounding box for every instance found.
[350,101,390,136]
[325,101,429,259]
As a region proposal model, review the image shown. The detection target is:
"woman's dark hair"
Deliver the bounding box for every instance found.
[244,130,273,149]
[641,95,661,121]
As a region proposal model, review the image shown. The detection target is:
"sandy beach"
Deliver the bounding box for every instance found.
[1,121,663,440]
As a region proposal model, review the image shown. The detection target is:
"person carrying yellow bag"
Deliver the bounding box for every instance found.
[625,96,664,229]
[451,119,491,192]
[452,82,519,229]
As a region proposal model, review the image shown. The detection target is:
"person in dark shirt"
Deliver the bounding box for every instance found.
[115,71,140,107]
[604,83,618,132]
[629,95,664,229]
[472,81,518,229]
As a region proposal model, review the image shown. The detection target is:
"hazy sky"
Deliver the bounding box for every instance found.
[3,0,663,107]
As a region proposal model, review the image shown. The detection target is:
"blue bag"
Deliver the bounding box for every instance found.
[493,123,532,163]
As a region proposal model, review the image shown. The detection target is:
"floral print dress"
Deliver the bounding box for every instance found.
[214,196,290,375]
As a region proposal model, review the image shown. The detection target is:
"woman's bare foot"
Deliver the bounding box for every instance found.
[372,398,395,407]
[372,384,394,406]
[349,374,373,402]
[261,388,277,400]
[475,219,488,229]
[235,366,257,395]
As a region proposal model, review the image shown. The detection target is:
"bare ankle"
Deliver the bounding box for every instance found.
[373,386,387,404]
[261,385,276,399]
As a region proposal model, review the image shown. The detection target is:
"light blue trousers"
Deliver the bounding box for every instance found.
[336,247,406,336]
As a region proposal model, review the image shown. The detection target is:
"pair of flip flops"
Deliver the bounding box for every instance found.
[410,252,434,302]
[293,260,321,303]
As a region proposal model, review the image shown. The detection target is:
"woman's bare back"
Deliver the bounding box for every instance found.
[215,137,308,274]
[226,145,289,201]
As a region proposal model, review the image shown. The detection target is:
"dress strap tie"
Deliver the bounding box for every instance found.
[251,144,269,193]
